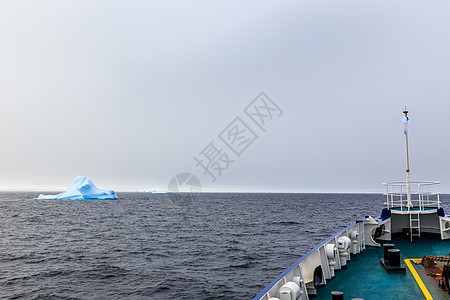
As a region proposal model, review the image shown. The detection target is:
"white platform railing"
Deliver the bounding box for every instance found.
[383,181,440,211]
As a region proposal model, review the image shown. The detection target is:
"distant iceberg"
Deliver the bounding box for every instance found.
[38,175,118,200]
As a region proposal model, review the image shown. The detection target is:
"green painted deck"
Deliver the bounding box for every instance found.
[317,234,450,299]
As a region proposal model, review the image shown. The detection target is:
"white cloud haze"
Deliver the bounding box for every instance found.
[1,0,449,192]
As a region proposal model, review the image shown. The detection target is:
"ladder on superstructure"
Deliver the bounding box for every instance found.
[409,212,420,241]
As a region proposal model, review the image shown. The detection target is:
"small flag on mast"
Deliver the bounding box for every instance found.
[399,116,408,136]
[399,106,409,136]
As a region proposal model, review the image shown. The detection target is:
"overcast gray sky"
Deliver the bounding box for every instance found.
[1,0,449,192]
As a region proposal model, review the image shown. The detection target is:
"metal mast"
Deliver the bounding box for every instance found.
[404,107,412,208]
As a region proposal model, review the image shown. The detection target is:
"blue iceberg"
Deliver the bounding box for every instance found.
[38,175,118,200]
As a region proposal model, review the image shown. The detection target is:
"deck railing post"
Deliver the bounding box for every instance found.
[400,184,403,211]
[386,184,389,209]
[418,184,421,212]
[437,184,440,209]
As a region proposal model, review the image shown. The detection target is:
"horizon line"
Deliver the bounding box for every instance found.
[0,189,446,195]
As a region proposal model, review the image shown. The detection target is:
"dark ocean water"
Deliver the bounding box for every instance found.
[1,192,449,299]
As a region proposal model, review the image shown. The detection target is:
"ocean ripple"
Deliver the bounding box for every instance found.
[1,192,449,299]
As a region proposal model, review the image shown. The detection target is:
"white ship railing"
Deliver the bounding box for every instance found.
[383,181,440,211]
